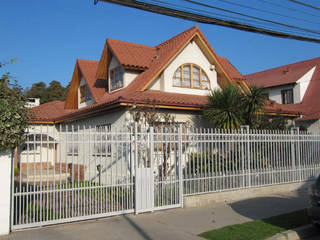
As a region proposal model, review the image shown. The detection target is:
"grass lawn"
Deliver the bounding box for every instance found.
[199,209,311,240]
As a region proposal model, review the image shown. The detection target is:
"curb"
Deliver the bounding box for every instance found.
[267,224,319,240]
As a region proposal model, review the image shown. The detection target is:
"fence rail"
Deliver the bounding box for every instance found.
[12,125,320,230]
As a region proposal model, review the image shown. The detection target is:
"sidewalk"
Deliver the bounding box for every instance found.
[1,189,310,240]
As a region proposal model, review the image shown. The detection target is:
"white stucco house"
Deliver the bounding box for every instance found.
[20,26,301,183]
[30,26,298,128]
[246,57,320,132]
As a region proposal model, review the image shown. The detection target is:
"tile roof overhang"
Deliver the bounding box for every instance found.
[30,26,301,124]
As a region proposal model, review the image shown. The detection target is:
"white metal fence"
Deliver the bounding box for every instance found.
[182,126,320,195]
[12,125,320,230]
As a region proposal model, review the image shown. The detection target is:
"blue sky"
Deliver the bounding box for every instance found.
[1,0,320,89]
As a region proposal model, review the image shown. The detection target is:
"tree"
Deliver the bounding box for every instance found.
[25,82,47,103]
[204,84,288,130]
[25,80,68,104]
[241,85,268,128]
[204,83,244,129]
[0,73,29,151]
[46,80,68,102]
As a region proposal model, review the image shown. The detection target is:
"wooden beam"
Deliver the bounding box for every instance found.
[65,62,81,109]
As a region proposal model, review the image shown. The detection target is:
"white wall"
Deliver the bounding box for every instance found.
[267,66,316,104]
[148,41,219,95]
[295,66,316,102]
[0,151,12,235]
[296,119,320,133]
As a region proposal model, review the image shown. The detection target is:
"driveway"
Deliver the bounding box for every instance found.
[1,190,309,240]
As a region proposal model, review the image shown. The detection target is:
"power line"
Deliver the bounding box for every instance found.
[147,0,320,38]
[288,0,320,11]
[216,0,320,25]
[259,0,320,18]
[181,0,320,35]
[95,0,320,43]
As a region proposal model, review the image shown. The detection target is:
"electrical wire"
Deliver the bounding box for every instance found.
[259,0,320,18]
[181,0,320,35]
[96,0,320,43]
[216,0,320,25]
[288,0,320,11]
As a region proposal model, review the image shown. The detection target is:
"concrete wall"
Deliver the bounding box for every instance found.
[296,119,320,133]
[148,41,220,94]
[0,151,12,235]
[184,181,313,208]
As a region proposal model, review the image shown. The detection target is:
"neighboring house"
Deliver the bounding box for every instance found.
[30,26,298,128]
[246,57,320,132]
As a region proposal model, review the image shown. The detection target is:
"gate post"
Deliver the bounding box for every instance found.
[0,150,13,235]
[178,125,183,207]
[134,123,138,214]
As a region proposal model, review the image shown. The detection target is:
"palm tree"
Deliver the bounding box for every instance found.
[241,86,268,128]
[204,84,244,129]
[204,84,268,129]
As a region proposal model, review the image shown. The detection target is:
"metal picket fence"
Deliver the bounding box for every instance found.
[182,126,320,195]
[12,124,320,230]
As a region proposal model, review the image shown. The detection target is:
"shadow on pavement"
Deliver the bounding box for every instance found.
[123,215,152,240]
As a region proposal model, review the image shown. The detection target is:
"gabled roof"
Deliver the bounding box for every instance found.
[246,57,320,121]
[246,57,320,88]
[30,26,301,123]
[107,39,156,70]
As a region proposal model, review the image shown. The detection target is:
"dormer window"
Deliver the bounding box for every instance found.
[173,63,210,89]
[80,84,91,103]
[110,66,124,91]
[281,89,294,104]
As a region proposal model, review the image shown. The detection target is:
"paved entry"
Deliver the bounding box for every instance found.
[12,125,183,230]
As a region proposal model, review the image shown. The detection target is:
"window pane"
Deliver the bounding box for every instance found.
[202,82,210,90]
[183,65,191,87]
[193,66,200,88]
[281,89,293,104]
[173,67,182,86]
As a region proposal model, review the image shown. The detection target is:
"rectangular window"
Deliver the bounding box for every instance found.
[110,67,124,91]
[183,65,191,87]
[93,124,112,156]
[80,85,91,103]
[67,133,79,155]
[281,89,294,104]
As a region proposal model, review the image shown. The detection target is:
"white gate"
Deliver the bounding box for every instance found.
[12,125,183,230]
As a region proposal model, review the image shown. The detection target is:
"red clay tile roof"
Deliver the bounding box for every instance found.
[30,101,75,122]
[246,57,319,88]
[30,26,301,123]
[77,59,101,102]
[107,39,156,70]
[246,57,320,121]
[217,56,245,80]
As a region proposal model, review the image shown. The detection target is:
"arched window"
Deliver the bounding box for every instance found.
[173,64,210,89]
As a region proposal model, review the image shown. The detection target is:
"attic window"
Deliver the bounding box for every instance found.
[281,89,294,104]
[110,66,124,91]
[173,63,210,90]
[80,84,91,103]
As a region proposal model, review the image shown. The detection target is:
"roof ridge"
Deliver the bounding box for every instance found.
[246,57,320,77]
[155,25,199,49]
[107,38,155,49]
[77,58,99,63]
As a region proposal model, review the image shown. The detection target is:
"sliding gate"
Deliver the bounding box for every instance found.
[11,125,183,230]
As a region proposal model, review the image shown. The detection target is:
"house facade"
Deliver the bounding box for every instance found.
[246,57,320,132]
[30,26,298,129]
